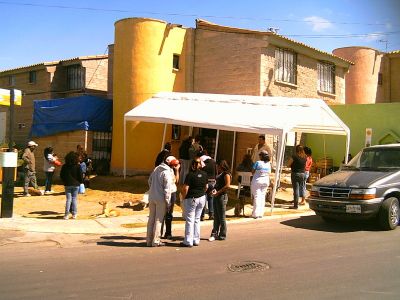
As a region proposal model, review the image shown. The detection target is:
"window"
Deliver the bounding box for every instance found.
[8,75,16,86]
[378,73,383,85]
[67,64,85,90]
[173,54,180,70]
[275,48,297,84]
[29,71,37,84]
[318,62,335,94]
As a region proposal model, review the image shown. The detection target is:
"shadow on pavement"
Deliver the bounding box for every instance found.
[97,235,185,248]
[281,215,381,233]
[97,235,147,247]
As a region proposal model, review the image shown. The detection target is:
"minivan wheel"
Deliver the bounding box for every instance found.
[378,197,399,230]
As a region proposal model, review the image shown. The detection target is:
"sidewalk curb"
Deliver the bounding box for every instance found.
[0,210,315,235]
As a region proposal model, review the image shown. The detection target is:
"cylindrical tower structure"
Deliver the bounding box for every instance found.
[111,18,192,174]
[333,46,383,104]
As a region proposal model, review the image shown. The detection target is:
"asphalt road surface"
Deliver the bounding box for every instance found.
[0,215,399,300]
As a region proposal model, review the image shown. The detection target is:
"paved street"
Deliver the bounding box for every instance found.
[0,214,399,300]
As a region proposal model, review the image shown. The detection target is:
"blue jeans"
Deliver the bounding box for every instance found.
[291,172,305,208]
[162,191,177,236]
[304,171,310,196]
[212,193,228,238]
[183,195,206,246]
[201,181,215,218]
[45,171,54,192]
[65,186,79,217]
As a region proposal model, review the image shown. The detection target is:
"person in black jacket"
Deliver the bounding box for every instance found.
[60,151,83,220]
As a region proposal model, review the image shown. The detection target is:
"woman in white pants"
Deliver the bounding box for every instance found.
[250,150,271,219]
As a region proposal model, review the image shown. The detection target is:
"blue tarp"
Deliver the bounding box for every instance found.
[31,95,112,137]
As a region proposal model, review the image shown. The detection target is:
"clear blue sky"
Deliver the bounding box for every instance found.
[1,0,399,71]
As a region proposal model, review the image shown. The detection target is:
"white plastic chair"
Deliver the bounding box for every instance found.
[237,172,252,198]
[235,172,252,216]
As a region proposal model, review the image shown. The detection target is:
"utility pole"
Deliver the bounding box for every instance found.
[378,39,388,52]
[1,89,17,218]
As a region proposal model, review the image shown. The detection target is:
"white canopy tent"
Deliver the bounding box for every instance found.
[124,92,350,212]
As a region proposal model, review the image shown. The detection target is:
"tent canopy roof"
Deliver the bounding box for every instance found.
[124,92,349,136]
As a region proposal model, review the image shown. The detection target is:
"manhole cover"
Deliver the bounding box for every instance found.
[227,261,270,273]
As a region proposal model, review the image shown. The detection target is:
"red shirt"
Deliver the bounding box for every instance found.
[305,156,313,172]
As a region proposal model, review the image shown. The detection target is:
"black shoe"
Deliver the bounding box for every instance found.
[217,236,226,241]
[180,242,193,248]
[208,215,214,220]
[200,216,204,221]
[163,234,172,240]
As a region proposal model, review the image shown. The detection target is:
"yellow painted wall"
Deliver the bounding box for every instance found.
[111,18,192,174]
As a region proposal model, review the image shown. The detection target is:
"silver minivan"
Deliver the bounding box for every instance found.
[308,144,400,230]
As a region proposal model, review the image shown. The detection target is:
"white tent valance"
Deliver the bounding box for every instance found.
[123,92,350,212]
[125,92,349,136]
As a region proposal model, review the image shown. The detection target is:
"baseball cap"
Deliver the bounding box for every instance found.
[165,156,180,166]
[28,141,38,147]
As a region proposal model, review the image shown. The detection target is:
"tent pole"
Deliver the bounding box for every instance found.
[214,129,220,160]
[123,118,126,179]
[161,124,167,151]
[231,131,236,173]
[271,131,287,213]
[345,132,350,164]
[84,130,88,152]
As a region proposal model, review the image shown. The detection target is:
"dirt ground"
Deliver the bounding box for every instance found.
[2,175,152,219]
[2,172,298,220]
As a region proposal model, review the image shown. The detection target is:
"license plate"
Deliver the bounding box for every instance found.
[346,205,361,213]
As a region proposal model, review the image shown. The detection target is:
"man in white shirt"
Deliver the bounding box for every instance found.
[251,135,272,164]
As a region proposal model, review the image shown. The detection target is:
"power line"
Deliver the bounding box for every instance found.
[0,0,395,27]
[287,31,400,38]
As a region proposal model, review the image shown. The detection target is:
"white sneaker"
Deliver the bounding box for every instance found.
[208,236,216,242]
[63,216,69,220]
[44,191,51,195]
[23,193,31,197]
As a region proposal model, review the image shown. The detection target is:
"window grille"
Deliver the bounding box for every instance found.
[318,62,335,94]
[92,131,112,161]
[91,131,112,175]
[67,64,85,90]
[274,48,297,84]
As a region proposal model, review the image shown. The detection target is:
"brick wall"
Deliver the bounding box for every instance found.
[0,67,53,146]
[194,30,265,95]
[0,57,108,147]
[33,130,92,179]
[82,58,108,93]
[194,29,348,170]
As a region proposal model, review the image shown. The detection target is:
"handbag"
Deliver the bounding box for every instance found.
[79,183,85,194]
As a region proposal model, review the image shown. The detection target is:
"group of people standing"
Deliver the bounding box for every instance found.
[146,136,231,248]
[237,135,313,215]
[287,145,313,209]
[21,140,91,220]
